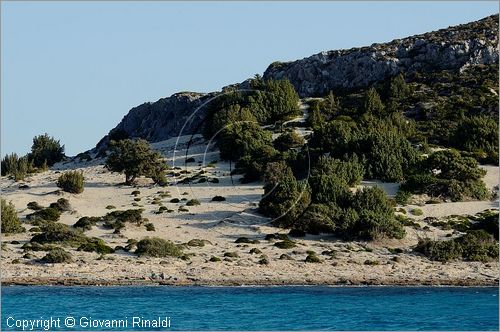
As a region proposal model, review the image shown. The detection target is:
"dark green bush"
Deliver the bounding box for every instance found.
[1,199,25,233]
[57,171,84,194]
[274,130,305,151]
[274,240,296,249]
[187,239,207,247]
[211,195,226,202]
[27,201,44,211]
[49,198,71,212]
[135,237,183,257]
[31,223,86,246]
[27,207,61,222]
[186,199,201,206]
[78,238,114,254]
[145,223,156,231]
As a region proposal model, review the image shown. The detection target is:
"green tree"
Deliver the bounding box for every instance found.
[364,87,385,116]
[1,199,25,233]
[453,116,498,161]
[259,161,311,228]
[273,130,305,152]
[29,133,65,167]
[106,139,167,185]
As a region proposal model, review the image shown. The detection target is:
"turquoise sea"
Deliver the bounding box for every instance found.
[1,286,498,330]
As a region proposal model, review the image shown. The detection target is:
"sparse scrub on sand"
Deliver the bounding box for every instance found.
[57,171,84,194]
[135,237,183,258]
[31,223,86,246]
[1,199,25,234]
[209,256,221,262]
[364,260,380,266]
[258,255,270,265]
[73,216,102,231]
[41,248,72,263]
[223,252,239,258]
[249,248,262,254]
[145,223,156,231]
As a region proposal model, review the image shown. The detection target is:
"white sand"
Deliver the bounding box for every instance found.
[1,137,498,286]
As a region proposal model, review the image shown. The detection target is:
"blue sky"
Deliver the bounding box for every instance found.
[2,1,497,156]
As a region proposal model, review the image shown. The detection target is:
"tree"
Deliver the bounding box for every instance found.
[259,161,310,228]
[1,199,24,233]
[106,139,167,185]
[364,87,385,116]
[453,116,498,162]
[29,133,65,167]
[273,130,305,152]
[311,156,364,186]
[388,73,410,112]
[324,91,340,117]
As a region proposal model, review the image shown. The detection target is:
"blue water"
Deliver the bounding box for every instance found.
[1,286,498,330]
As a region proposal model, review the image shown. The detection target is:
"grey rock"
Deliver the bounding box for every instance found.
[263,15,498,97]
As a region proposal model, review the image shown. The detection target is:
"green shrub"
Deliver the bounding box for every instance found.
[410,208,424,216]
[1,199,25,233]
[42,248,72,263]
[31,223,86,246]
[145,223,156,232]
[106,205,116,210]
[178,206,189,212]
[77,238,114,254]
[135,237,183,257]
[223,252,239,258]
[364,260,380,265]
[235,237,260,244]
[73,216,102,231]
[57,171,84,194]
[258,256,270,265]
[395,190,411,205]
[209,256,221,262]
[49,198,71,212]
[186,199,201,206]
[131,190,141,196]
[26,207,61,222]
[274,130,305,151]
[27,201,43,211]
[211,195,226,202]
[274,240,296,249]
[305,253,322,263]
[187,239,207,247]
[170,198,180,203]
[249,248,262,254]
[414,238,463,262]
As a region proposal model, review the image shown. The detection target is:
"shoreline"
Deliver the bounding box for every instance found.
[2,277,498,287]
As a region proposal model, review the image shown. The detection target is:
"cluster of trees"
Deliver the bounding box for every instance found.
[400,149,488,202]
[1,134,64,181]
[259,156,405,240]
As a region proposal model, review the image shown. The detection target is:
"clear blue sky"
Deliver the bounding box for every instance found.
[2,1,497,156]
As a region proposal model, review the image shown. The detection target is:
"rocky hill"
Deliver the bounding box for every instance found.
[96,14,498,150]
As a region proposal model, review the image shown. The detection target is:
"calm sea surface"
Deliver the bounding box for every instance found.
[1,286,498,330]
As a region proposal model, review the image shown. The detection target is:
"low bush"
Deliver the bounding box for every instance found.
[170,198,180,203]
[1,199,25,234]
[186,199,201,206]
[49,198,71,212]
[26,207,61,222]
[364,260,380,265]
[249,248,262,254]
[131,190,141,196]
[73,216,102,231]
[410,208,424,216]
[274,240,296,249]
[31,223,86,246]
[145,223,156,231]
[42,248,72,263]
[235,237,260,244]
[209,256,221,262]
[106,205,116,210]
[211,195,226,202]
[77,238,114,254]
[27,201,43,211]
[56,171,84,194]
[187,239,207,247]
[305,253,322,263]
[223,252,239,258]
[395,190,411,205]
[135,237,183,257]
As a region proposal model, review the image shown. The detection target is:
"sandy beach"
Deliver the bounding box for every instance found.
[1,136,499,286]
